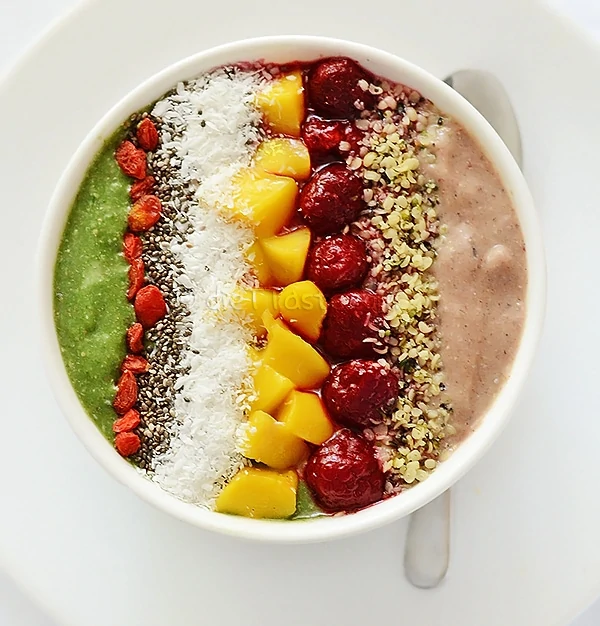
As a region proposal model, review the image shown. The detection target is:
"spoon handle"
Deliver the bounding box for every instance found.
[403,489,451,589]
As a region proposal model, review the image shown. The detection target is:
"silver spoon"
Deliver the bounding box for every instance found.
[403,69,523,589]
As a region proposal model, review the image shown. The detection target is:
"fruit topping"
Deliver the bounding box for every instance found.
[126,258,145,301]
[320,289,386,358]
[342,123,365,153]
[123,232,143,262]
[115,140,146,179]
[262,316,330,389]
[322,360,399,428]
[302,117,345,158]
[115,431,141,457]
[126,323,144,354]
[260,227,311,287]
[242,410,309,470]
[136,118,159,151]
[299,163,364,235]
[306,234,368,294]
[277,390,335,445]
[128,194,162,232]
[121,354,150,374]
[129,176,156,202]
[255,71,305,137]
[235,288,279,336]
[134,285,167,329]
[307,57,375,118]
[251,363,295,414]
[216,467,298,519]
[245,240,273,286]
[302,117,364,159]
[113,409,141,433]
[113,370,138,415]
[231,168,298,238]
[305,428,384,511]
[278,280,327,342]
[254,138,311,181]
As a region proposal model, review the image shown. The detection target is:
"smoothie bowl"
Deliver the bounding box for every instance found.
[38,36,544,542]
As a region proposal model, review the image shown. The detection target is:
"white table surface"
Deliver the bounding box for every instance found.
[0,0,598,624]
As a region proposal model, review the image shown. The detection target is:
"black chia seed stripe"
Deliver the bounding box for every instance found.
[128,112,196,471]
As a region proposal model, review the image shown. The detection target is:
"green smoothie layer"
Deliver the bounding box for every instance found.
[54,129,134,440]
[293,481,327,519]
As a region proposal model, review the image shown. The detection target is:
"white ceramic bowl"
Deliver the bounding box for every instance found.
[37,35,545,543]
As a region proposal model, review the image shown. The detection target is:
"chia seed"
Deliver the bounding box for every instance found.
[128,112,196,470]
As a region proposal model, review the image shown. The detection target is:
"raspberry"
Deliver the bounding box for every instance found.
[321,289,385,358]
[322,360,399,428]
[306,234,368,294]
[305,429,384,511]
[299,163,364,235]
[307,57,375,118]
[341,123,365,154]
[302,117,365,160]
[302,117,345,159]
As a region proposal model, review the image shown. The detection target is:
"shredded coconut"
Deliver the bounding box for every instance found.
[149,68,266,507]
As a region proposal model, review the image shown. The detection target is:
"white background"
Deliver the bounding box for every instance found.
[0,0,599,624]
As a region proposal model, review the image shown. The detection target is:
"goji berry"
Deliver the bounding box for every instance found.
[136,118,159,151]
[113,409,141,433]
[129,176,156,202]
[115,140,146,179]
[121,354,149,374]
[127,258,145,301]
[113,370,138,415]
[123,232,143,262]
[126,323,144,354]
[134,285,167,329]
[128,195,161,233]
[115,431,141,457]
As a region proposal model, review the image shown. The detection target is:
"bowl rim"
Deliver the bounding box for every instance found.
[36,34,546,543]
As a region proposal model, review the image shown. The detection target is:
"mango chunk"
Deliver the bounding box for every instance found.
[242,410,308,470]
[246,241,273,286]
[262,320,330,389]
[277,390,335,445]
[247,345,264,368]
[254,138,311,181]
[278,280,327,342]
[260,227,311,287]
[234,288,279,337]
[231,168,298,238]
[216,467,298,519]
[252,363,295,414]
[255,71,304,137]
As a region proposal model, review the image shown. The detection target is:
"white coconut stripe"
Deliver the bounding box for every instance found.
[149,68,265,507]
[152,68,265,184]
